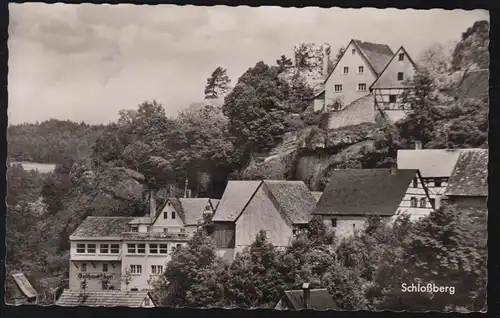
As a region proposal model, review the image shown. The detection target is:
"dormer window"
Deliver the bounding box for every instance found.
[352,48,356,55]
[399,53,405,61]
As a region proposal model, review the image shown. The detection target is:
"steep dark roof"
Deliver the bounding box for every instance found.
[282,289,338,310]
[168,198,211,225]
[445,149,488,197]
[70,217,134,238]
[353,39,394,75]
[313,169,418,216]
[12,273,37,299]
[56,290,154,307]
[212,181,263,222]
[263,180,317,224]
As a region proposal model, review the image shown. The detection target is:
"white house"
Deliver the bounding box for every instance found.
[312,168,434,238]
[370,46,418,123]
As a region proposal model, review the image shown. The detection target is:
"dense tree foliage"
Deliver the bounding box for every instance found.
[205,67,231,100]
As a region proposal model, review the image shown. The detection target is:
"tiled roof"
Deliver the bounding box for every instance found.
[353,39,394,75]
[70,217,135,238]
[370,46,419,89]
[56,289,152,307]
[311,191,323,202]
[121,232,190,241]
[212,181,263,222]
[397,149,462,178]
[327,94,376,130]
[263,180,317,224]
[314,169,418,216]
[445,149,488,197]
[169,198,211,225]
[282,289,338,310]
[12,273,37,299]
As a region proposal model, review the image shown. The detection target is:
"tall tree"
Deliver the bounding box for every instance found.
[276,55,293,73]
[205,67,231,100]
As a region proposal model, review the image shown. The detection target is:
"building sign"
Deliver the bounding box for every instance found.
[78,273,116,280]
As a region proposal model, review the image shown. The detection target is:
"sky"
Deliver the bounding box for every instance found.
[8,4,489,125]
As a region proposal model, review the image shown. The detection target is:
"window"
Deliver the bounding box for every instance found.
[149,244,159,254]
[130,265,142,274]
[434,178,442,187]
[399,53,405,61]
[159,244,168,254]
[180,228,186,233]
[130,226,138,233]
[151,265,164,275]
[102,263,108,272]
[419,198,427,208]
[352,48,356,55]
[358,66,364,74]
[144,297,150,306]
[171,211,176,219]
[331,219,337,228]
[412,177,418,188]
[87,244,96,253]
[100,244,109,254]
[110,244,120,254]
[410,197,417,207]
[334,84,343,92]
[397,72,404,81]
[81,263,87,272]
[430,198,436,208]
[76,244,85,254]
[389,95,397,103]
[163,228,169,233]
[353,224,356,229]
[343,66,349,74]
[127,243,146,254]
[176,243,182,248]
[163,212,168,219]
[358,83,367,91]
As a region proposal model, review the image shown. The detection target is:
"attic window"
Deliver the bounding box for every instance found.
[171,211,176,219]
[358,66,364,74]
[397,72,404,81]
[419,198,426,208]
[163,212,168,219]
[410,197,417,207]
[399,53,405,61]
[352,48,356,55]
[343,67,349,74]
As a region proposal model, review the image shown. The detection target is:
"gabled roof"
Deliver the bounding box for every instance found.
[311,191,323,202]
[12,273,37,299]
[168,198,212,226]
[397,149,462,178]
[212,181,263,222]
[281,289,338,310]
[263,180,317,224]
[445,149,488,197]
[323,39,394,84]
[313,169,420,216]
[70,217,135,238]
[369,46,418,90]
[56,290,155,307]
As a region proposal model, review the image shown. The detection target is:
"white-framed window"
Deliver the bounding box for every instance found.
[127,243,146,254]
[130,265,142,274]
[76,244,85,254]
[343,66,349,74]
[99,244,109,254]
[81,263,87,272]
[110,244,120,254]
[87,244,96,253]
[358,66,364,74]
[102,263,108,272]
[358,83,367,91]
[334,84,343,92]
[149,243,168,254]
[151,265,164,275]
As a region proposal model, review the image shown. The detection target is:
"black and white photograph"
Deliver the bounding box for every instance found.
[5,3,489,312]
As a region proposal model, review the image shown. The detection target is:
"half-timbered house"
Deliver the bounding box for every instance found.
[211,180,317,262]
[312,168,434,238]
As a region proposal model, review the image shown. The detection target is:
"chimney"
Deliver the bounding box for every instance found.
[149,189,156,218]
[302,282,311,309]
[184,177,189,198]
[390,162,398,175]
[415,140,423,150]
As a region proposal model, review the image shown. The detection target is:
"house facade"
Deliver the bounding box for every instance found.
[312,168,434,238]
[397,146,463,208]
[68,196,215,291]
[370,46,418,123]
[211,180,317,262]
